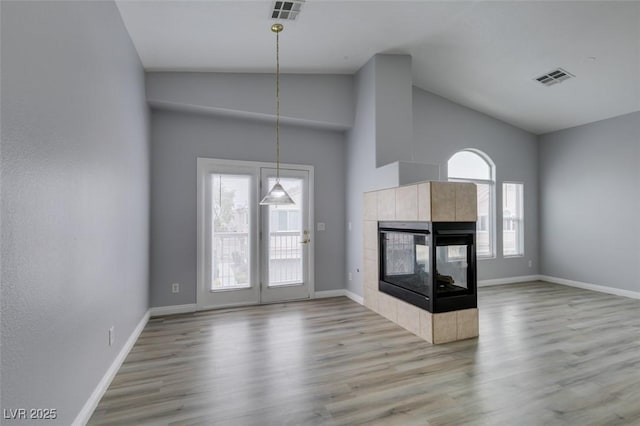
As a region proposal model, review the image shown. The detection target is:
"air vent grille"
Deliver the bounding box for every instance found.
[271,0,305,20]
[535,68,575,86]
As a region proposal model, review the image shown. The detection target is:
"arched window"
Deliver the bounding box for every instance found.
[448,150,495,258]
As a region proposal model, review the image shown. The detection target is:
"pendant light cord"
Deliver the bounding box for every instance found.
[275,27,281,182]
[259,24,294,206]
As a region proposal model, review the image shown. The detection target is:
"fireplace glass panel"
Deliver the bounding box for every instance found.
[436,244,468,296]
[381,231,430,297]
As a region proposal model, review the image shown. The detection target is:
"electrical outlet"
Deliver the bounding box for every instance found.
[348,272,353,281]
[348,222,352,231]
[108,326,114,347]
[317,222,326,231]
[172,283,180,293]
[528,260,532,268]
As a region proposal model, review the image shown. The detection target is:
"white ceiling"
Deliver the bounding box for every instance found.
[116,0,640,134]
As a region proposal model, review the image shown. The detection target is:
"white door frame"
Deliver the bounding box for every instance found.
[196,158,315,311]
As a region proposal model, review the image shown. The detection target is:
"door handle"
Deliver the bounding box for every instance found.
[301,230,311,244]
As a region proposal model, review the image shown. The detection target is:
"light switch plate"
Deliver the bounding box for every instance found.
[317,222,326,231]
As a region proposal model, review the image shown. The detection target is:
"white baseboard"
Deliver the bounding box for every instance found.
[345,290,364,305]
[478,275,541,287]
[314,289,346,299]
[150,303,197,317]
[539,275,640,300]
[477,274,640,301]
[73,309,150,426]
[314,289,364,305]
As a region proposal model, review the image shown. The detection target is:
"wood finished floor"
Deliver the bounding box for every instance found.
[89,281,640,425]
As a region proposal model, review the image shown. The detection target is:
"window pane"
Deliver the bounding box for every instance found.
[211,174,251,290]
[503,182,524,256]
[476,182,493,257]
[289,211,300,231]
[277,210,288,231]
[448,151,491,180]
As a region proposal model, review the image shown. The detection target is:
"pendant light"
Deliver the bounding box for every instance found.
[260,23,295,206]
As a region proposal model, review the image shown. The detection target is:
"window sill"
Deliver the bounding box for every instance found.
[477,255,496,261]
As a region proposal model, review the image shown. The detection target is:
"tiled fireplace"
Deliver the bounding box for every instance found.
[363,181,479,344]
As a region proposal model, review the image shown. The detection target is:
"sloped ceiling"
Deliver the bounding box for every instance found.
[116,0,640,134]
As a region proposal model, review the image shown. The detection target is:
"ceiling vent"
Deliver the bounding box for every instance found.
[271,1,305,20]
[535,68,575,86]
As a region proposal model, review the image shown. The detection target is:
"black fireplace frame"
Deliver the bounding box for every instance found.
[378,221,477,313]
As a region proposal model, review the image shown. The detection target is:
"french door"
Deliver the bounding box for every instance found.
[260,168,311,303]
[197,159,313,310]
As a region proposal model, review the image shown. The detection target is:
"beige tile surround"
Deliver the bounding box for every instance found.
[363,181,479,344]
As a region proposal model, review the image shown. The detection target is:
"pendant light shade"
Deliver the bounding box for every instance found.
[260,23,295,206]
[259,182,295,205]
[260,181,295,205]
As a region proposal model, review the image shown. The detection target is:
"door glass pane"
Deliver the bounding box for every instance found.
[211,174,251,290]
[267,177,303,287]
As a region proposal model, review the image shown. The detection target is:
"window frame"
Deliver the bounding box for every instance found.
[447,149,496,260]
[502,181,525,258]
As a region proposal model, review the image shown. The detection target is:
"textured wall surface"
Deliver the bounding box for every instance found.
[539,112,640,292]
[1,1,150,423]
[150,110,345,307]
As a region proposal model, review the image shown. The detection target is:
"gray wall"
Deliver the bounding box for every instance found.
[150,110,345,307]
[345,58,377,297]
[539,111,640,292]
[374,55,414,167]
[1,1,150,424]
[344,58,404,297]
[413,87,539,281]
[147,72,354,130]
